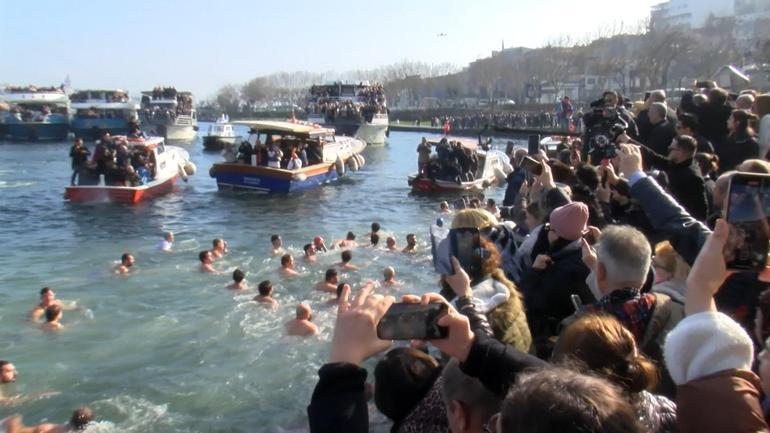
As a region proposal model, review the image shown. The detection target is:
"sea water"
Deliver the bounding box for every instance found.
[0,128,517,432]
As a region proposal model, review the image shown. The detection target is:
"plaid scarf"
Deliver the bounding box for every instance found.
[586,288,657,342]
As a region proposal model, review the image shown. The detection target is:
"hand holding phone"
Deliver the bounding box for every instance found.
[450,228,482,278]
[725,173,770,270]
[520,156,543,176]
[377,302,449,340]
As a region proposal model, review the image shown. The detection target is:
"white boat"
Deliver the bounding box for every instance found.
[1,86,70,141]
[202,114,239,151]
[140,88,198,141]
[306,82,389,145]
[69,89,139,141]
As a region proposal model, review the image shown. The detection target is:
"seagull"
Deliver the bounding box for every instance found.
[437,33,447,37]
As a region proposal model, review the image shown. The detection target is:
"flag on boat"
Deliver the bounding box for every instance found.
[443,120,450,135]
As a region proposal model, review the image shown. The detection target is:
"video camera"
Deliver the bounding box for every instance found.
[583,100,628,162]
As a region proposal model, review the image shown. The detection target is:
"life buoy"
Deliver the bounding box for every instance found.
[335,156,345,176]
[348,156,360,172]
[184,161,197,176]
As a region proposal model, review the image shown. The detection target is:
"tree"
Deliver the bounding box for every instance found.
[216,85,241,115]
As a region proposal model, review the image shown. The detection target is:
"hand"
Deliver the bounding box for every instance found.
[599,163,619,186]
[570,147,581,167]
[596,181,611,203]
[539,161,555,189]
[618,143,643,179]
[401,293,475,362]
[581,238,598,271]
[685,219,730,315]
[445,257,472,298]
[532,254,553,270]
[329,283,395,365]
[519,180,529,196]
[615,133,631,144]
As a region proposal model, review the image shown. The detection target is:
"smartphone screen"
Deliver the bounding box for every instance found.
[377,303,449,340]
[520,156,543,176]
[725,173,770,270]
[527,134,540,155]
[450,227,481,278]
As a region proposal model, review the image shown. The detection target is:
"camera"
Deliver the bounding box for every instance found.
[583,107,628,162]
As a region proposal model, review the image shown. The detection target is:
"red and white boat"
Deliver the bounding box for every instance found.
[408,136,512,193]
[65,136,195,204]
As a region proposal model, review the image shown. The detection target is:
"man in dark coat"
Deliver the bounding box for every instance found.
[643,102,677,157]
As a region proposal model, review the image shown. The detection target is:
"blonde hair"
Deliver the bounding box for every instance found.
[654,241,690,282]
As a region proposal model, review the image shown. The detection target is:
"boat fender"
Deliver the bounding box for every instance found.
[347,155,360,172]
[293,173,308,182]
[184,161,197,177]
[335,156,345,176]
[494,167,507,184]
[178,162,189,182]
[355,153,365,168]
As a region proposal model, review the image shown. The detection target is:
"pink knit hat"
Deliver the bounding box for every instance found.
[549,202,589,241]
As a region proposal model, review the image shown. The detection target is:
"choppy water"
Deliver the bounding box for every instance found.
[0,126,515,432]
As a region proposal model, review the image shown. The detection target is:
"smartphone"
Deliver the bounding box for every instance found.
[725,173,770,270]
[520,156,543,176]
[450,227,482,278]
[377,302,449,340]
[430,221,452,275]
[527,134,540,155]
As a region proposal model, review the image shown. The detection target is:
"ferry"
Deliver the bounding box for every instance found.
[408,136,512,193]
[140,87,198,141]
[65,136,195,204]
[69,89,140,141]
[202,114,239,151]
[0,86,70,141]
[306,82,388,145]
[209,120,366,193]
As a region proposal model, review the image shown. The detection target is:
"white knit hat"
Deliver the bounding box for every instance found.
[664,311,754,385]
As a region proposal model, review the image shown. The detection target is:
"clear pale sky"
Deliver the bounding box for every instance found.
[0,0,660,99]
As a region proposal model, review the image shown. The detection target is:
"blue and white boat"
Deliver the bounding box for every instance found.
[0,86,70,142]
[209,120,366,193]
[140,87,198,141]
[69,89,139,141]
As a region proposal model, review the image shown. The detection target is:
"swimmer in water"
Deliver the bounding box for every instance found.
[314,268,339,292]
[270,234,284,256]
[326,282,349,306]
[199,250,219,274]
[5,406,93,433]
[385,236,398,252]
[279,254,300,278]
[0,361,59,406]
[368,233,380,248]
[113,253,134,275]
[303,243,317,264]
[313,236,328,253]
[253,280,278,308]
[334,231,358,249]
[285,304,319,337]
[40,305,63,332]
[365,222,381,238]
[225,269,247,290]
[211,238,228,259]
[383,266,402,286]
[402,233,417,253]
[334,250,359,271]
[158,232,174,252]
[29,288,71,321]
[439,201,451,213]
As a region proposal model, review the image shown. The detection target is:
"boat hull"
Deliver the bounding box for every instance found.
[313,117,388,145]
[71,118,130,141]
[202,135,238,151]
[408,175,497,193]
[5,122,69,142]
[65,174,179,204]
[210,163,341,193]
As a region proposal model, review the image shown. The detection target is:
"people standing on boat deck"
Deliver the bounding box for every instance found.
[334,232,358,249]
[267,143,283,168]
[271,234,285,256]
[385,236,398,252]
[280,254,300,278]
[4,406,93,433]
[69,138,90,185]
[127,119,146,139]
[286,149,303,170]
[402,233,417,253]
[253,280,278,308]
[315,268,339,292]
[237,140,253,165]
[92,133,110,173]
[158,232,174,252]
[285,304,319,337]
[335,250,359,271]
[556,95,574,130]
[383,266,401,286]
[40,304,63,332]
[114,253,134,275]
[225,269,247,290]
[211,239,228,259]
[199,250,219,274]
[417,137,432,173]
[303,244,317,264]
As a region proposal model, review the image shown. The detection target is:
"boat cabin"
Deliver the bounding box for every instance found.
[208,122,234,137]
[228,121,337,169]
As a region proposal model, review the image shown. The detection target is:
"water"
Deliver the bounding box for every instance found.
[0,127,513,432]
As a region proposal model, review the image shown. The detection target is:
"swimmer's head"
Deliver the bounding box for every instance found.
[341,250,352,264]
[336,282,349,299]
[371,222,381,233]
[40,287,54,302]
[121,253,134,267]
[406,234,416,247]
[232,269,245,283]
[370,233,380,246]
[313,236,324,247]
[386,237,396,248]
[384,266,395,281]
[346,231,356,241]
[271,234,282,248]
[325,268,339,283]
[199,250,212,264]
[440,201,449,211]
[258,280,273,296]
[296,304,312,320]
[0,360,17,383]
[304,243,316,256]
[281,253,294,268]
[213,238,224,250]
[45,304,62,323]
[164,232,174,242]
[70,406,93,431]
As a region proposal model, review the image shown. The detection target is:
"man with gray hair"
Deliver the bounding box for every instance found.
[441,359,501,433]
[637,89,667,141]
[643,101,676,157]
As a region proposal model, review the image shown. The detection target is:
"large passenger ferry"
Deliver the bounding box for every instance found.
[305,82,388,145]
[69,89,139,141]
[139,87,198,141]
[0,86,70,141]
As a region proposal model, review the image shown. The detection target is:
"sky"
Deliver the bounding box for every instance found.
[0,0,661,100]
